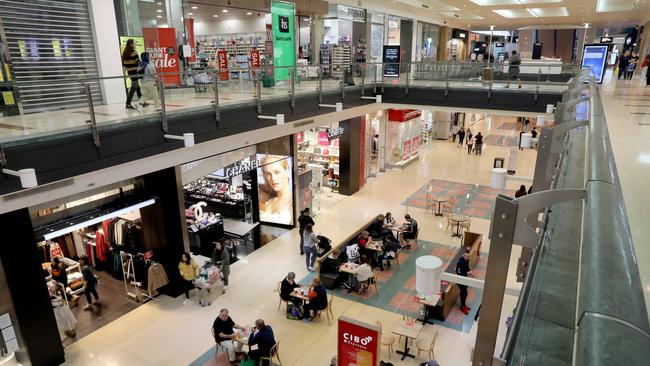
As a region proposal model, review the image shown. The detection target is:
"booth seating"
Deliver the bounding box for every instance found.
[432,232,483,320]
[316,217,376,290]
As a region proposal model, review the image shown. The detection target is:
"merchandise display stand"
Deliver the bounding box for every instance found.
[120,253,156,303]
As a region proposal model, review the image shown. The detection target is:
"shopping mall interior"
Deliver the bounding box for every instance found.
[0,0,649,366]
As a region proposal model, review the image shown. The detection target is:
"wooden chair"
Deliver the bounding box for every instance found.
[445,215,454,233]
[399,313,417,345]
[394,247,403,271]
[416,331,438,361]
[260,341,282,366]
[365,270,380,294]
[326,293,334,325]
[375,321,396,359]
[276,281,289,312]
[460,217,473,233]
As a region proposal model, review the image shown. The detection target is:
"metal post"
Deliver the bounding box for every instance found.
[381,63,385,93]
[405,62,410,95]
[535,68,541,101]
[318,66,323,104]
[83,83,100,147]
[257,72,262,115]
[157,77,168,133]
[213,73,221,124]
[361,63,366,96]
[445,63,450,97]
[373,64,378,94]
[290,67,296,110]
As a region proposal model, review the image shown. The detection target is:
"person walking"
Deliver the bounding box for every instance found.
[122,39,142,109]
[178,252,199,304]
[474,132,484,155]
[136,52,159,110]
[212,241,230,293]
[505,50,521,89]
[466,129,473,155]
[618,51,630,80]
[451,123,459,143]
[626,52,640,80]
[455,248,473,315]
[79,256,99,310]
[457,127,466,148]
[303,224,319,272]
[298,208,315,255]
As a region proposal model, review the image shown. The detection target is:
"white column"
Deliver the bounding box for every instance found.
[88,0,126,105]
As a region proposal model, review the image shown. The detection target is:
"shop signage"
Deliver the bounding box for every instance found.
[403,139,412,159]
[337,5,366,22]
[318,131,329,145]
[600,36,613,43]
[388,109,421,122]
[189,202,208,221]
[337,317,380,366]
[225,160,260,178]
[382,45,401,77]
[296,132,304,144]
[411,136,420,155]
[272,1,295,81]
[217,49,229,80]
[581,44,608,84]
[452,29,467,39]
[327,127,345,141]
[185,18,196,62]
[495,42,505,47]
[250,49,261,68]
[142,28,181,85]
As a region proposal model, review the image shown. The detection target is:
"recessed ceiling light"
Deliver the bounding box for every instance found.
[157,2,162,5]
[157,9,163,13]
[222,9,228,13]
[191,6,198,9]
[157,15,162,18]
[246,12,252,15]
[213,14,219,17]
[188,12,193,15]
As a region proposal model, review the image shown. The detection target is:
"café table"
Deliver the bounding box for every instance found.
[432,197,448,216]
[416,294,442,325]
[290,287,310,303]
[391,319,424,360]
[339,262,359,288]
[449,214,468,238]
[232,329,251,352]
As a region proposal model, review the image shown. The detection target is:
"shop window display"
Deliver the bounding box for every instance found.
[387,109,422,167]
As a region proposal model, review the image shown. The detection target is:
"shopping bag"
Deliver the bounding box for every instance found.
[239,357,256,366]
[286,303,303,320]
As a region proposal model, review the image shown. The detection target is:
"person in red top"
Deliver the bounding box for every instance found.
[357,231,370,248]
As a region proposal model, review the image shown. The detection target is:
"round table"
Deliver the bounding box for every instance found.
[449,214,468,238]
[432,197,448,216]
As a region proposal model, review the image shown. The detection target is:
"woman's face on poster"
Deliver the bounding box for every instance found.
[263,160,288,193]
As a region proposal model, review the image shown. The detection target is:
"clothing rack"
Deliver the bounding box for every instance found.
[119,252,156,303]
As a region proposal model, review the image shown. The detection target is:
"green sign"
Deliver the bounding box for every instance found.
[271,1,295,81]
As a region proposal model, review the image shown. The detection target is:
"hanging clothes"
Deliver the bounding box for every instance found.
[49,242,64,259]
[147,262,169,294]
[95,229,108,262]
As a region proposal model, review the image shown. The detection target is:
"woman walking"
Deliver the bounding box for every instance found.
[457,127,466,148]
[79,256,99,310]
[122,39,142,109]
[212,241,231,293]
[466,128,474,155]
[178,252,198,304]
[302,224,319,272]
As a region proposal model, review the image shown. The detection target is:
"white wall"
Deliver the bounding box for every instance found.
[88,0,125,105]
[194,18,267,36]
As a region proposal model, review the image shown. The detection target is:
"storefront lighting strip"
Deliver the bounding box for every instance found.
[42,199,156,240]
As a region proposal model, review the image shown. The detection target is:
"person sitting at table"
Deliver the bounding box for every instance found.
[302,277,328,321]
[280,272,301,305]
[357,231,371,249]
[320,249,345,289]
[212,308,244,363]
[248,319,276,366]
[344,256,373,293]
[384,212,396,226]
[369,214,398,242]
[401,214,418,248]
[380,236,401,268]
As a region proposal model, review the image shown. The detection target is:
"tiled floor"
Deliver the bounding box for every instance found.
[60,112,528,366]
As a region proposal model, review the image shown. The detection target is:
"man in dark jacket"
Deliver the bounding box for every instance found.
[248,319,276,365]
[302,277,328,321]
[298,208,315,255]
[456,248,473,315]
[368,214,397,241]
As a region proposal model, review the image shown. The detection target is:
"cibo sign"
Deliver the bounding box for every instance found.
[337,317,380,366]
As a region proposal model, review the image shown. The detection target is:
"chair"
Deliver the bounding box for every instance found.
[399,313,417,345]
[375,321,396,359]
[362,270,380,294]
[211,327,226,361]
[315,293,334,326]
[260,341,282,366]
[276,281,289,312]
[394,247,403,271]
[460,217,473,233]
[415,331,438,361]
[405,227,419,249]
[445,215,454,233]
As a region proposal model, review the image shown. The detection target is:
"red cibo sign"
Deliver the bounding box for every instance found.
[338,317,380,366]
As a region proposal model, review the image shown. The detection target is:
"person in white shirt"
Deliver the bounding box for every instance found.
[302,224,319,272]
[354,256,373,282]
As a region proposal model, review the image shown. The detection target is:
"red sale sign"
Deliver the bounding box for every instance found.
[217,49,229,81]
[403,139,412,159]
[411,136,420,155]
[142,27,181,86]
[318,131,329,145]
[338,317,380,366]
[250,49,261,68]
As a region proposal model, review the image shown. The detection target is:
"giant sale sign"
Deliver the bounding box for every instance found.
[217,49,229,80]
[338,317,380,366]
[142,27,181,86]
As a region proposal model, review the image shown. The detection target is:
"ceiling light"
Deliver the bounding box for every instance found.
[191,6,198,9]
[222,9,228,13]
[157,2,162,5]
[188,12,193,15]
[247,12,252,15]
[157,9,163,13]
[213,14,219,17]
[157,15,162,18]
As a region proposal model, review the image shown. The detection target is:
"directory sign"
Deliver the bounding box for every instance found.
[382,45,401,77]
[581,44,608,83]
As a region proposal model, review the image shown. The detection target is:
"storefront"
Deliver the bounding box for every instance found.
[386,15,414,63]
[449,28,470,61]
[363,110,388,180]
[416,22,440,61]
[387,109,422,168]
[321,5,367,78]
[181,137,295,258]
[0,167,189,365]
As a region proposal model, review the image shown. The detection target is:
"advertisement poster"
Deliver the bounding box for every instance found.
[338,317,380,366]
[298,169,313,212]
[142,27,181,86]
[271,1,295,81]
[257,154,294,225]
[217,49,229,80]
[318,131,329,145]
[119,36,145,88]
[403,139,412,159]
[382,45,401,77]
[411,136,420,155]
[581,44,608,83]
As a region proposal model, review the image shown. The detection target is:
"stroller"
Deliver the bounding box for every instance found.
[316,235,332,256]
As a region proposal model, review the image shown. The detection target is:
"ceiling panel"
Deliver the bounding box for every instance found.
[469,0,519,5]
[440,11,485,19]
[492,8,537,17]
[596,0,637,12]
[529,7,570,16]
[517,0,563,4]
